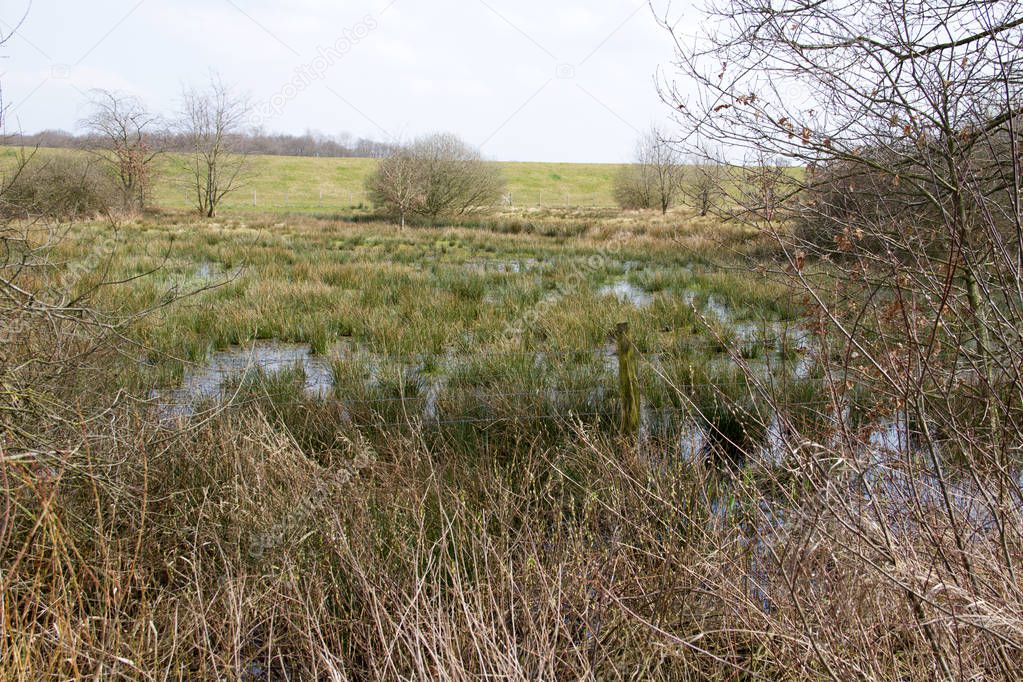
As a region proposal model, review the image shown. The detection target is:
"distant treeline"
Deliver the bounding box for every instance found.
[7,129,397,159]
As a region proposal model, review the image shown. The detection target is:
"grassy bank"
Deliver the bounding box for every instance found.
[1,147,625,211]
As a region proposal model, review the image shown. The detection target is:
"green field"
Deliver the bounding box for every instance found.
[2,146,624,212]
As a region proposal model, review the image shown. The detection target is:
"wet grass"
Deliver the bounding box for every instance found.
[7,155,1018,680]
[51,206,808,449]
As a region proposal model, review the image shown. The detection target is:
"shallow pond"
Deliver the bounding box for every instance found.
[599,279,654,307]
[152,341,335,417]
[464,258,550,273]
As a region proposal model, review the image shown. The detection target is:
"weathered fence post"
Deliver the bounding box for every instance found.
[615,322,640,438]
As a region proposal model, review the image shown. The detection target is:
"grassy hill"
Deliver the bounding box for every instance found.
[1,147,623,213]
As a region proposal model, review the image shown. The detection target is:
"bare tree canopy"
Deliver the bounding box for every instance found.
[365,148,425,229]
[408,133,505,218]
[366,133,504,226]
[656,0,1023,183]
[657,0,1023,675]
[685,157,725,217]
[8,128,397,159]
[177,76,251,218]
[613,127,685,213]
[80,89,162,212]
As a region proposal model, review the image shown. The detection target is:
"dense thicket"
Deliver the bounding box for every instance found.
[658,0,1023,676]
[0,154,118,219]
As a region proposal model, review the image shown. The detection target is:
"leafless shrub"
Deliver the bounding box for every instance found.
[177,76,251,218]
[685,158,726,216]
[366,133,504,226]
[611,167,654,210]
[364,147,425,229]
[0,155,119,220]
[80,89,163,212]
[613,126,685,213]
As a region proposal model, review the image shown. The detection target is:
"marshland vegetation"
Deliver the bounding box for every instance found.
[6,175,999,677]
[5,0,1023,676]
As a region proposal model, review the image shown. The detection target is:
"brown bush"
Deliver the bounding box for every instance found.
[1,155,119,220]
[366,133,505,227]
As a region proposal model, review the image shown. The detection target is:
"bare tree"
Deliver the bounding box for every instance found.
[366,133,504,225]
[685,158,726,217]
[0,13,24,205]
[80,89,162,212]
[178,77,250,218]
[365,148,425,229]
[734,153,791,223]
[655,0,1023,675]
[410,133,505,218]
[613,127,685,214]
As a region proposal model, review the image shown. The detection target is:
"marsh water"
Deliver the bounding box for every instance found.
[152,342,336,418]
[148,307,990,541]
[151,275,816,433]
[599,279,654,307]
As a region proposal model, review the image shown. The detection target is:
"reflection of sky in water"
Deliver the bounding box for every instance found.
[598,279,654,307]
[152,341,336,418]
[463,258,550,274]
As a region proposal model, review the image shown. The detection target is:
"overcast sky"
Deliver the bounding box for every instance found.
[0,0,685,163]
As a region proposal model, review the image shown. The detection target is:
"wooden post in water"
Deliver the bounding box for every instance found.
[615,322,640,439]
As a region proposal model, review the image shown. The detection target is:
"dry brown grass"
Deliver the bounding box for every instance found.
[4,382,1022,679]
